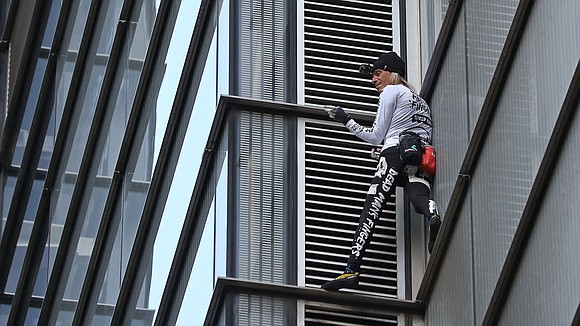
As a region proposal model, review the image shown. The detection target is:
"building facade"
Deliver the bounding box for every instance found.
[1,0,579,325]
[0,0,158,324]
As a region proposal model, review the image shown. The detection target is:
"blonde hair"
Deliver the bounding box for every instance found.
[391,72,417,94]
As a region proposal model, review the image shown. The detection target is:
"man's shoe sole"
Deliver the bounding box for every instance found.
[321,275,360,291]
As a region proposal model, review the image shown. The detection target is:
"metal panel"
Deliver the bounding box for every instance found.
[237,0,288,101]
[237,111,286,282]
[204,277,424,325]
[419,0,459,104]
[493,63,580,326]
[470,0,580,322]
[234,110,289,322]
[426,5,469,230]
[465,1,519,132]
[302,0,393,112]
[424,199,474,326]
[304,303,398,325]
[418,3,473,325]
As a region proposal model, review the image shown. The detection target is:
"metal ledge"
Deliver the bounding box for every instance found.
[204,277,426,325]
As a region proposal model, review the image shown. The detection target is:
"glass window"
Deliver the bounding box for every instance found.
[12,57,48,167]
[148,0,218,317]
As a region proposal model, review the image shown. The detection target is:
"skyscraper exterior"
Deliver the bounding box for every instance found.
[1,0,579,325]
[1,0,158,324]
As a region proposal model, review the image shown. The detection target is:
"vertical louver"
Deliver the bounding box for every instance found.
[239,0,287,101]
[303,0,393,113]
[301,120,398,298]
[238,111,286,281]
[236,111,289,323]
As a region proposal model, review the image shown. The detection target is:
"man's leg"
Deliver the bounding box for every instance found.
[405,175,441,254]
[322,148,403,291]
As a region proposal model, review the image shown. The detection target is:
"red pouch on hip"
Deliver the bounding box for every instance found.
[420,145,436,176]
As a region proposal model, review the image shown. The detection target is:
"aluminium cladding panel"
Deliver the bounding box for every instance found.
[299,119,399,298]
[464,0,519,133]
[302,0,393,112]
[423,4,474,326]
[430,0,519,216]
[237,0,288,101]
[424,202,475,326]
[236,110,288,282]
[428,7,469,222]
[235,294,295,326]
[496,101,580,325]
[469,0,580,323]
[426,0,580,325]
[234,110,296,323]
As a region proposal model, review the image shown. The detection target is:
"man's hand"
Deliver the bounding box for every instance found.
[369,147,381,160]
[325,106,351,125]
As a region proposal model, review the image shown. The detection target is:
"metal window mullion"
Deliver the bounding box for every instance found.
[31,0,114,324]
[145,1,227,324]
[574,303,580,326]
[0,0,53,291]
[72,0,178,323]
[418,0,464,104]
[416,0,537,302]
[54,0,147,324]
[0,0,19,41]
[0,0,53,166]
[111,0,222,324]
[0,50,51,290]
[482,59,580,326]
[0,5,84,323]
[42,0,139,322]
[0,0,78,293]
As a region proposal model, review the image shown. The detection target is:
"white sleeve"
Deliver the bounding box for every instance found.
[344,86,397,146]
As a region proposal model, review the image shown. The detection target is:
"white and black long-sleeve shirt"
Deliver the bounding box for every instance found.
[345,84,433,151]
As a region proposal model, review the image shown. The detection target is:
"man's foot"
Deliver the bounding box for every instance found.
[321,268,360,291]
[428,215,441,254]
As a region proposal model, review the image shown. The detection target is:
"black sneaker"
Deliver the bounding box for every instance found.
[321,270,360,291]
[428,215,441,254]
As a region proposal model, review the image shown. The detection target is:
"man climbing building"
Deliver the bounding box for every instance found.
[322,52,441,292]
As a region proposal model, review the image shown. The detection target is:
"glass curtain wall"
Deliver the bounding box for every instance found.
[151,0,229,324]
[1,0,157,323]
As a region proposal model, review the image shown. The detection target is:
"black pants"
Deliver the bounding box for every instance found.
[347,147,436,270]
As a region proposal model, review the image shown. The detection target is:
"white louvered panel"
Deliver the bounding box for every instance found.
[303,0,394,112]
[303,303,398,325]
[302,120,398,298]
[238,111,286,283]
[238,295,286,325]
[239,0,285,101]
[235,110,290,324]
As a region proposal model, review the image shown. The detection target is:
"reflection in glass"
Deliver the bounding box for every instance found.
[150,2,218,314]
[5,179,45,294]
[13,58,48,167]
[1,175,17,243]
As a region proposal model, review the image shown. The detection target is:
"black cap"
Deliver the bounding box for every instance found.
[372,52,406,78]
